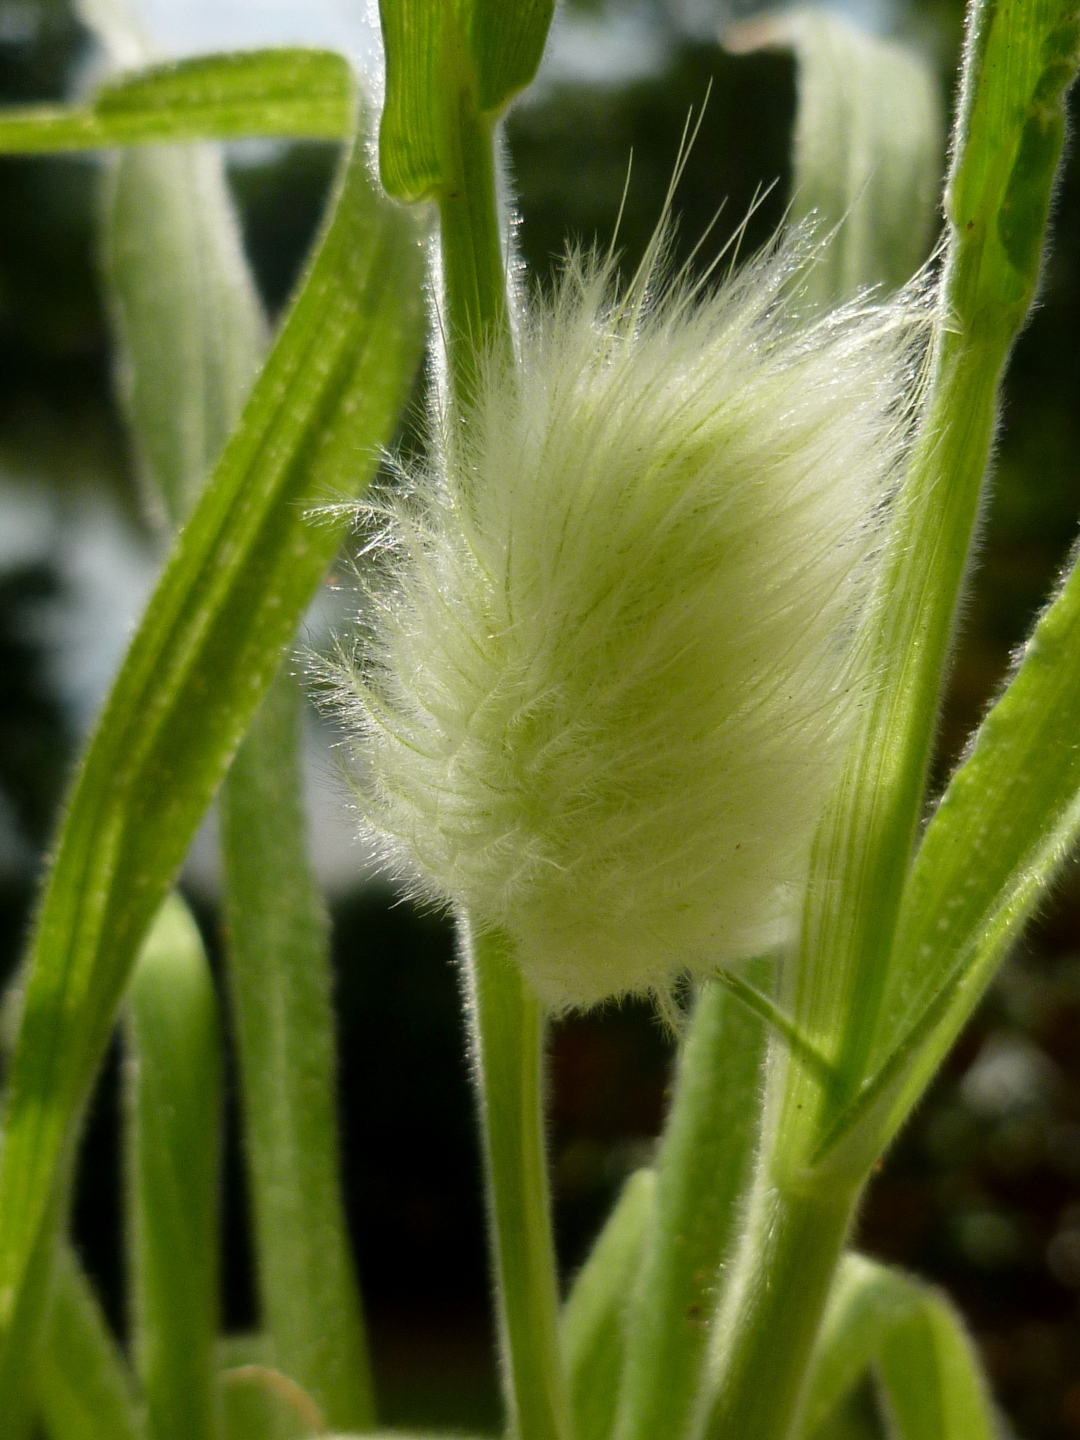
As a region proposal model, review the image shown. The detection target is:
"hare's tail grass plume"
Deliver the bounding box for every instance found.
[329,230,929,1009]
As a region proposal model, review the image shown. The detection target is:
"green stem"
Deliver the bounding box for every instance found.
[614,970,770,1440]
[219,665,374,1431]
[701,1151,860,1440]
[435,58,567,1440]
[435,71,512,411]
[460,921,571,1440]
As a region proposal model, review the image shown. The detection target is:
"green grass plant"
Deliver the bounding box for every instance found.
[0,0,1077,1437]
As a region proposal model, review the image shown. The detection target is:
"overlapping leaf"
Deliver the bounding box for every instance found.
[561,1170,654,1440]
[0,49,353,152]
[800,1255,998,1439]
[726,8,942,307]
[781,0,1080,1176]
[378,0,555,199]
[124,897,222,1440]
[0,128,425,1421]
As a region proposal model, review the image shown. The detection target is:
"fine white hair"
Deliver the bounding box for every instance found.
[330,231,928,1009]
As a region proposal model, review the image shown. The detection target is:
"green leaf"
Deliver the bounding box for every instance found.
[781,0,1080,1176]
[124,895,222,1440]
[101,142,267,526]
[0,50,354,153]
[220,669,374,1431]
[874,547,1080,1149]
[800,1254,917,1436]
[38,1244,146,1440]
[725,8,943,307]
[560,1169,654,1440]
[799,1255,998,1440]
[876,1288,999,1440]
[103,38,373,1426]
[378,0,555,200]
[0,128,426,1418]
[612,969,771,1440]
[466,0,557,112]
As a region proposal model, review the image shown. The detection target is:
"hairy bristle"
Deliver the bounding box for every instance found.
[329,233,928,1008]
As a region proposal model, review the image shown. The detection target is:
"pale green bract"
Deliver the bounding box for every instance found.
[334,240,928,1007]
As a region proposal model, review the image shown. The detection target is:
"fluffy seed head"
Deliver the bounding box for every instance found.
[331,236,925,1009]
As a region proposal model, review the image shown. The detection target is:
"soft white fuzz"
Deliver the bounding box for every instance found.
[333,238,925,1008]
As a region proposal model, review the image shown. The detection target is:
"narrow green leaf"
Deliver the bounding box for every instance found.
[725,8,943,307]
[613,970,770,1440]
[103,37,374,1426]
[460,921,571,1440]
[378,0,554,200]
[876,1287,999,1439]
[0,49,354,153]
[466,0,557,113]
[124,894,222,1440]
[377,0,446,201]
[782,0,1080,1175]
[800,1254,918,1436]
[96,51,353,135]
[560,1169,654,1440]
[101,142,267,526]
[220,668,374,1431]
[0,130,426,1415]
[799,1255,998,1440]
[874,552,1080,1147]
[38,1243,147,1440]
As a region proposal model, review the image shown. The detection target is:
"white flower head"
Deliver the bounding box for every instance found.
[332,231,926,1009]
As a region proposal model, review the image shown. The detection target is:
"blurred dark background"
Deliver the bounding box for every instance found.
[2,0,1080,1434]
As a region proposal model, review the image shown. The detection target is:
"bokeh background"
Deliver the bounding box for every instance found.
[2,0,1080,1434]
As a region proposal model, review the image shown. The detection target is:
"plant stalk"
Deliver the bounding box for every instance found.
[700,1138,860,1440]
[460,922,571,1440]
[435,62,568,1440]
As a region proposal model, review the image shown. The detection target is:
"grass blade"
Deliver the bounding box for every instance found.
[0,129,425,1421]
[726,7,942,306]
[220,668,374,1430]
[876,1286,999,1439]
[798,1254,999,1440]
[560,1169,654,1440]
[378,0,554,201]
[100,19,375,1422]
[784,0,1080,1164]
[101,141,267,526]
[123,895,222,1440]
[38,1244,147,1440]
[866,547,1080,1147]
[612,970,771,1440]
[0,50,354,153]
